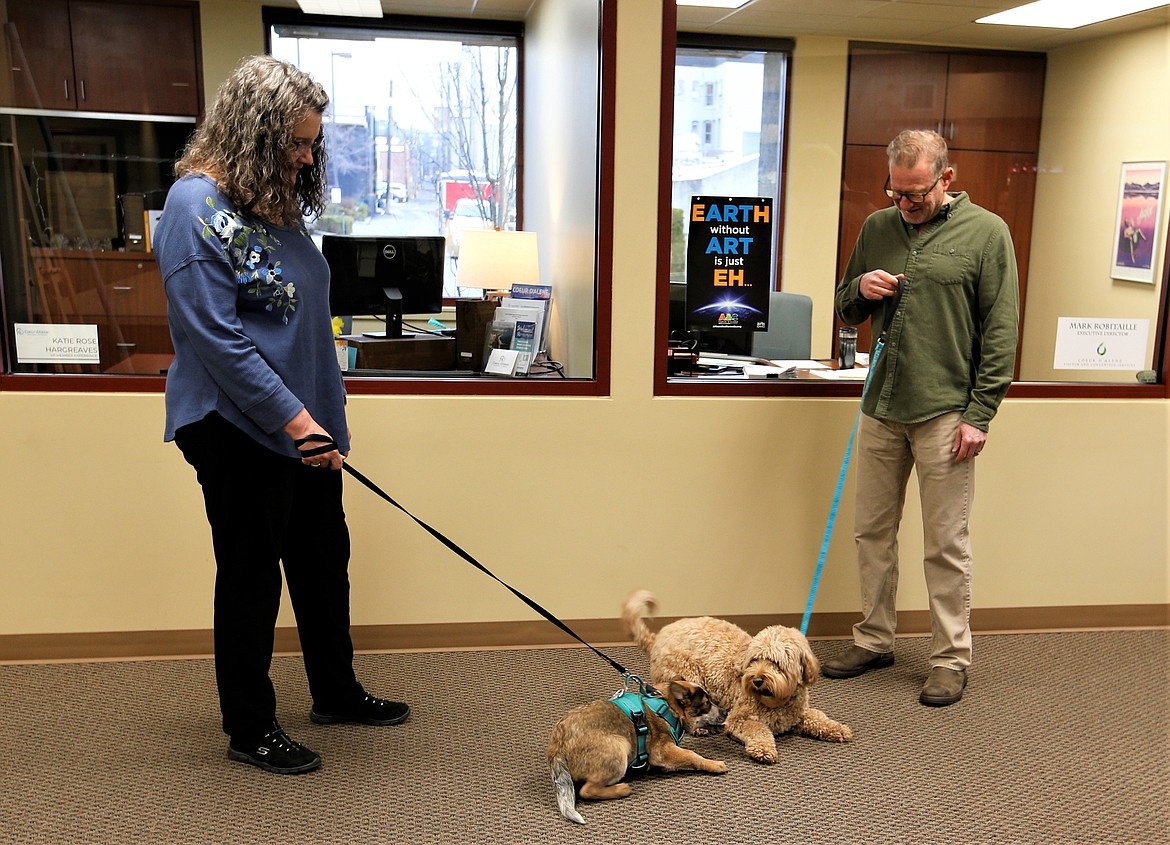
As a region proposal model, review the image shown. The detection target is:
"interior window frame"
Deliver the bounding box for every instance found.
[653,0,1170,399]
[0,4,616,397]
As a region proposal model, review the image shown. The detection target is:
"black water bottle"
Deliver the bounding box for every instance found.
[838,326,857,369]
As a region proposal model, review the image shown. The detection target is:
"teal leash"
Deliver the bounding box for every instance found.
[799,338,884,636]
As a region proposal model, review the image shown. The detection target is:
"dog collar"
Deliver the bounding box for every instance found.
[609,687,684,773]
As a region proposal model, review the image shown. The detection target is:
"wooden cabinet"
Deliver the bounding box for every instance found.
[1,0,201,116]
[0,0,75,109]
[836,45,1044,370]
[943,53,1045,153]
[845,51,949,148]
[31,249,173,373]
[847,48,1045,153]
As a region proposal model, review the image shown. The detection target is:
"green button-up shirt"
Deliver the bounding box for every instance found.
[835,192,1019,431]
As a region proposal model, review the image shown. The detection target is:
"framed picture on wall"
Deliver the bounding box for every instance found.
[1110,161,1166,284]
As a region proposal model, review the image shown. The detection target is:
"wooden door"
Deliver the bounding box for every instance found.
[948,149,1037,375]
[0,0,76,109]
[845,51,948,146]
[944,53,1045,152]
[69,1,200,115]
[835,145,891,354]
[835,146,1035,369]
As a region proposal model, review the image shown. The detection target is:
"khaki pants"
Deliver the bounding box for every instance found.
[851,411,974,669]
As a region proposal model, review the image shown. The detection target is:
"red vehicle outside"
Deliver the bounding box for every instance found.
[437,171,493,218]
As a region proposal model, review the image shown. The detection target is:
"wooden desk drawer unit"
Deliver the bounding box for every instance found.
[346,335,457,370]
[31,249,172,371]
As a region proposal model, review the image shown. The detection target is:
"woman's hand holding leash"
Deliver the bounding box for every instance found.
[284,407,344,470]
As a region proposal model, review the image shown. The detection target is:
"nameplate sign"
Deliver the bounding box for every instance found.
[1053,317,1149,370]
[14,323,100,364]
[484,347,520,376]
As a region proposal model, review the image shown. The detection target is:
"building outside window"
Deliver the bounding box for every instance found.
[669,37,791,289]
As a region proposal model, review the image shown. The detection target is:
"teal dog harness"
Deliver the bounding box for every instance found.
[608,675,684,774]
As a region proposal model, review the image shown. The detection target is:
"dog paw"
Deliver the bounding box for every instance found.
[818,721,853,742]
[711,761,729,774]
[691,727,711,737]
[746,745,778,764]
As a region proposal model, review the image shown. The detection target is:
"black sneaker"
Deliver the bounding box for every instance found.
[310,693,411,726]
[227,724,322,774]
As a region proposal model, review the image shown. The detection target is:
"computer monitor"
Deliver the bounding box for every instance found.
[322,234,445,338]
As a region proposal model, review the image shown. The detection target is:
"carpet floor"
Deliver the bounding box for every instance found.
[0,630,1167,844]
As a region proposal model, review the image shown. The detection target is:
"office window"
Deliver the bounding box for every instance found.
[669,37,790,288]
[1,2,614,390]
[660,3,1167,396]
[269,22,520,300]
[0,113,196,378]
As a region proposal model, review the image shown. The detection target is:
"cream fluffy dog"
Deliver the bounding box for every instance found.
[622,589,852,763]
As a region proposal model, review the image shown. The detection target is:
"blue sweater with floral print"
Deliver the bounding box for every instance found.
[155,174,349,458]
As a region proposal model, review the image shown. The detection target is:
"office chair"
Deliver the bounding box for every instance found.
[751,291,813,360]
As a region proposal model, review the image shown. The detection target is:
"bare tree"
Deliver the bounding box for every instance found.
[434,46,517,228]
[329,123,374,183]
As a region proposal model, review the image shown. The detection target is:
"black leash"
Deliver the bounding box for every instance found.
[339,460,631,678]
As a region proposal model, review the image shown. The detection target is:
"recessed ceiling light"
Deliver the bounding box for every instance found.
[977,0,1169,29]
[677,0,750,9]
[297,0,382,17]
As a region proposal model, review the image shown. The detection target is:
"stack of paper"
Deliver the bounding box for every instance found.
[507,283,552,350]
[812,367,869,380]
[493,298,546,373]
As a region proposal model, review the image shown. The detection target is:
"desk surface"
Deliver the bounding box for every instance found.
[347,368,484,378]
[671,355,871,381]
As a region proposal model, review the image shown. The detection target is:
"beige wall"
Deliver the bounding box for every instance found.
[1021,24,1170,381]
[0,2,1166,644]
[196,0,263,97]
[521,0,600,377]
[781,36,849,358]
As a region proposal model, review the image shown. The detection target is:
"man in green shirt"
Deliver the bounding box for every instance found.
[828,129,1019,707]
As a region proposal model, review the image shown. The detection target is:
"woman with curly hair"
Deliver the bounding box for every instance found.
[154,55,409,776]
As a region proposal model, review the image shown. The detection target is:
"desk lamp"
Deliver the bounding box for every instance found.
[456,229,541,300]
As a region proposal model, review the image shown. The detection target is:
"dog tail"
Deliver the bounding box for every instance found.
[622,589,658,654]
[551,757,585,824]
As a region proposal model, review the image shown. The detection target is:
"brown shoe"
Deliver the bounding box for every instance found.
[822,645,895,679]
[919,666,967,706]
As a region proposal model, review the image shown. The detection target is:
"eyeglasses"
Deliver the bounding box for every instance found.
[884,175,941,204]
[288,136,319,156]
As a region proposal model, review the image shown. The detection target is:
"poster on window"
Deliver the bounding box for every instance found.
[1110,161,1165,284]
[685,196,772,332]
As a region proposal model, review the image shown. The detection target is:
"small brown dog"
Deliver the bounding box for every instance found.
[547,677,728,824]
[623,589,852,764]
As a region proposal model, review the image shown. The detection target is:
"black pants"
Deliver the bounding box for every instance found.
[175,413,362,740]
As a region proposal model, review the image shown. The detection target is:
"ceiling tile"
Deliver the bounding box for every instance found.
[240,0,1170,51]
